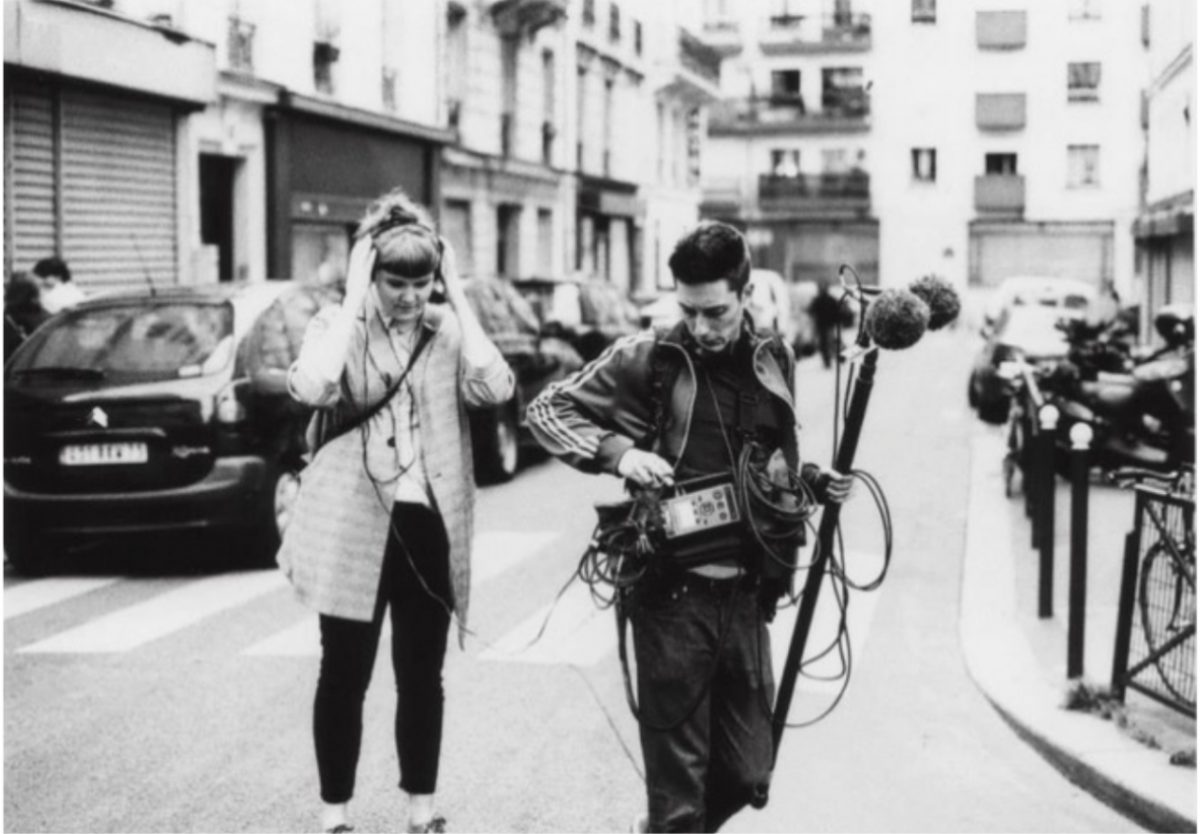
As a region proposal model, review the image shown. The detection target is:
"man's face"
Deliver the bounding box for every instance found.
[374,268,434,326]
[36,274,61,291]
[676,279,746,355]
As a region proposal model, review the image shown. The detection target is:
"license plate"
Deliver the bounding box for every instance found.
[59,442,149,466]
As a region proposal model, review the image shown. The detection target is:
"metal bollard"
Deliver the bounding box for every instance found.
[1066,422,1093,679]
[1037,404,1059,619]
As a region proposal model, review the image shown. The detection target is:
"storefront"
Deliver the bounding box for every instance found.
[968,220,1114,288]
[264,93,455,283]
[4,3,214,291]
[577,174,642,293]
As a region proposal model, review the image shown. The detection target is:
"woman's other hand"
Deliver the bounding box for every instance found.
[438,239,466,308]
[344,236,376,312]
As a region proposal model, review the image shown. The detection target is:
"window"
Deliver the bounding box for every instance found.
[912,148,937,182]
[822,67,866,114]
[582,0,595,27]
[609,4,621,43]
[912,0,936,24]
[770,0,803,29]
[1068,62,1101,102]
[381,67,398,112]
[313,41,339,94]
[985,153,1018,175]
[542,51,556,165]
[822,148,848,173]
[770,149,800,177]
[1068,0,1101,20]
[1067,144,1100,187]
[227,16,255,72]
[538,209,554,276]
[769,69,801,103]
[634,20,643,55]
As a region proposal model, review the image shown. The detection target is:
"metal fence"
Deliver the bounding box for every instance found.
[1111,486,1196,716]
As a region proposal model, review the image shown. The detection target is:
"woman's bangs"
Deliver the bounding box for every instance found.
[376,230,440,278]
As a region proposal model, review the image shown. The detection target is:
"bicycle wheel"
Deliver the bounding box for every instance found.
[1137,542,1197,707]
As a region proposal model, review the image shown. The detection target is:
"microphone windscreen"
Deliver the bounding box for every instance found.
[908,275,961,331]
[866,289,930,350]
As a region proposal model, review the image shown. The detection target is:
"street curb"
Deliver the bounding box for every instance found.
[960,433,1197,833]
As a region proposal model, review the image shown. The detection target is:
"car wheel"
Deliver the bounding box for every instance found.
[250,461,303,566]
[977,396,1009,425]
[474,405,520,485]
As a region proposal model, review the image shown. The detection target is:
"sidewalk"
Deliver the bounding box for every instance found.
[961,426,1197,832]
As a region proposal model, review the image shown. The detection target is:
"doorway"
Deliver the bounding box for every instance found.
[199,154,237,283]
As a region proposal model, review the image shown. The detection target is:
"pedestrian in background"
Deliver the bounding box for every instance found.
[32,256,86,314]
[4,271,51,360]
[277,188,514,834]
[809,281,843,368]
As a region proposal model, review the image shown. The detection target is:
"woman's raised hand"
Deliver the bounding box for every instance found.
[344,235,376,312]
[438,239,465,306]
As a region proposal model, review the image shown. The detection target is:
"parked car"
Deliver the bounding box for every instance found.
[982,275,1097,334]
[4,281,300,573]
[968,304,1083,423]
[638,291,680,330]
[511,276,639,362]
[460,276,584,483]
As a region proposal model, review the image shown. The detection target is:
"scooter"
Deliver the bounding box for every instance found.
[1042,305,1194,473]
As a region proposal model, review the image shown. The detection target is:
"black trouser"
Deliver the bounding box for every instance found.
[630,573,775,833]
[313,502,453,803]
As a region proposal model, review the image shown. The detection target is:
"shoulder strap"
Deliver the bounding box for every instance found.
[313,326,434,451]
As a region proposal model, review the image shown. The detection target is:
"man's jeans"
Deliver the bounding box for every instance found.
[630,573,775,833]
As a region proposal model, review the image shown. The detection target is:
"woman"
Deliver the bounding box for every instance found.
[278,189,514,834]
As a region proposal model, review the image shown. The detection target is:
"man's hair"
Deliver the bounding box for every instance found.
[667,222,751,292]
[32,257,71,284]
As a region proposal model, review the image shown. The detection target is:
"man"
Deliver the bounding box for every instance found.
[809,281,843,369]
[527,222,852,832]
[32,257,86,314]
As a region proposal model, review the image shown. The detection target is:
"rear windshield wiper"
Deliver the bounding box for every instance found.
[10,367,107,380]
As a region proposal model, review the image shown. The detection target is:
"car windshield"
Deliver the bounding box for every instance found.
[997,308,1070,354]
[7,301,235,383]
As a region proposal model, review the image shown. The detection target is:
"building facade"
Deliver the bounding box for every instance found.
[1133,0,1194,337]
[697,0,1151,320]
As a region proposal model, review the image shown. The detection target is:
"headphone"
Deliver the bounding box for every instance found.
[367,206,446,297]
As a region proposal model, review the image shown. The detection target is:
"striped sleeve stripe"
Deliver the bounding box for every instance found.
[527,332,653,459]
[529,384,601,458]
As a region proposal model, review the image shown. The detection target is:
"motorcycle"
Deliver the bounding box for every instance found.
[1042,304,1194,473]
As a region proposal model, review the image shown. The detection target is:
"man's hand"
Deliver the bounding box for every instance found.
[617,449,675,488]
[821,466,854,504]
[343,235,376,312]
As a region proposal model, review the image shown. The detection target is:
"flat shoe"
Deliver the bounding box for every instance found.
[407,815,446,833]
[325,826,354,834]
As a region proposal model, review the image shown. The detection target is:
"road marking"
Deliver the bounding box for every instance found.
[243,531,555,657]
[4,577,120,620]
[768,550,883,696]
[472,531,561,584]
[478,580,615,667]
[18,570,287,654]
[242,616,392,657]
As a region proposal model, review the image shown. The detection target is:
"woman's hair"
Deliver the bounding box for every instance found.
[357,188,442,278]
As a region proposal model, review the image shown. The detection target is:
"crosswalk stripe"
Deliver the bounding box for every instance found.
[471,531,561,584]
[478,580,615,667]
[18,570,287,654]
[241,616,395,657]
[4,577,120,620]
[241,531,557,657]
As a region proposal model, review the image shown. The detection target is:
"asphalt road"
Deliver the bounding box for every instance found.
[3,327,1140,833]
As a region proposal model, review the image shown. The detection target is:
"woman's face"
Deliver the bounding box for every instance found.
[374,267,434,325]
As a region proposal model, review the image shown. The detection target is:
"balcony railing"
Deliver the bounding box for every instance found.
[759,13,871,55]
[758,172,871,214]
[976,10,1027,49]
[976,93,1026,130]
[974,174,1025,213]
[709,94,870,135]
[698,18,743,56]
[679,28,721,86]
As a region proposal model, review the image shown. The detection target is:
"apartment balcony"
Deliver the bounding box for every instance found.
[759,13,871,55]
[701,178,745,214]
[976,93,1026,130]
[656,28,722,103]
[974,174,1025,214]
[709,94,870,136]
[758,172,871,216]
[976,10,1026,49]
[489,0,567,37]
[698,19,743,57]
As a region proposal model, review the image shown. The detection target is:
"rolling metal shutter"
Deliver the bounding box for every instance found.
[59,88,177,291]
[970,222,1112,288]
[5,79,57,276]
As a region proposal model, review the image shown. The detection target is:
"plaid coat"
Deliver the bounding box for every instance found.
[276,302,514,640]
